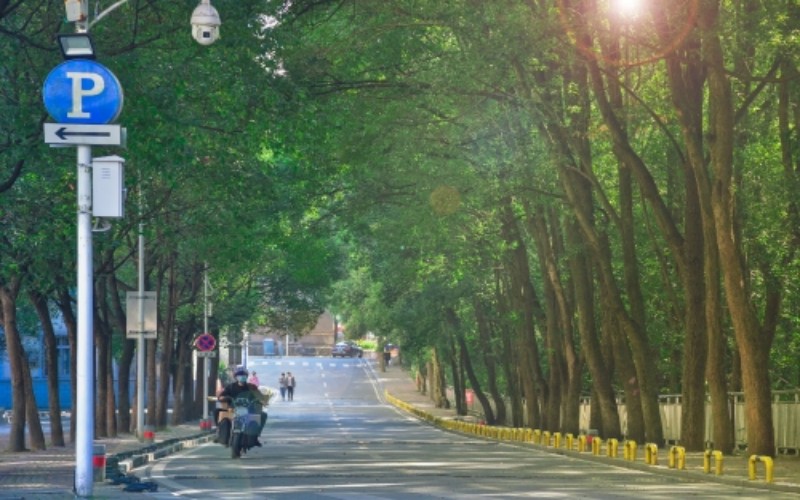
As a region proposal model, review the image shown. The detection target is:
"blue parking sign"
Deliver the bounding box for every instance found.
[43,59,124,124]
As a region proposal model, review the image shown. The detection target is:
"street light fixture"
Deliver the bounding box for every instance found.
[57,33,95,60]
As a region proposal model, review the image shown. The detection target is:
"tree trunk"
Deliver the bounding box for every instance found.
[679,158,709,451]
[499,199,547,429]
[172,327,193,425]
[703,8,775,456]
[458,333,494,424]
[527,208,584,433]
[146,337,157,426]
[194,352,205,418]
[105,339,117,438]
[566,219,621,438]
[94,308,109,438]
[494,276,523,425]
[473,298,501,425]
[603,293,644,441]
[29,291,66,447]
[23,353,46,450]
[1,278,28,452]
[157,256,178,427]
[444,309,470,417]
[109,273,134,434]
[56,288,77,443]
[447,334,465,416]
[430,347,449,409]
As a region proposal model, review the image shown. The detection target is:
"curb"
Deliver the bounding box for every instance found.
[94,430,216,497]
[115,431,216,473]
[385,390,800,496]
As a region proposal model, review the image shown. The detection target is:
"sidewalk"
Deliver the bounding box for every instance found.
[0,422,213,499]
[375,359,800,495]
[1,358,798,498]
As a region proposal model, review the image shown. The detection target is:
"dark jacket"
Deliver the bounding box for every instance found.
[220,382,268,404]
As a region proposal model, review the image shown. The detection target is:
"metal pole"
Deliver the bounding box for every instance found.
[202,267,208,422]
[136,184,145,439]
[74,144,94,496]
[243,330,248,368]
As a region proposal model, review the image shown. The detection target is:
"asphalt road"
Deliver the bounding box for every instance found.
[138,356,796,499]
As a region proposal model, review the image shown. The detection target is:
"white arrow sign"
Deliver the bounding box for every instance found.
[44,123,123,146]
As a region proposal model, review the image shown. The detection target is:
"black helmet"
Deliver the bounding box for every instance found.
[234,366,248,377]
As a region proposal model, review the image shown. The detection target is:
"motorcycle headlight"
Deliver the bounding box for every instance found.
[235,406,250,417]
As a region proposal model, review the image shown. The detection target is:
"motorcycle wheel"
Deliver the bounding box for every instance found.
[231,433,242,459]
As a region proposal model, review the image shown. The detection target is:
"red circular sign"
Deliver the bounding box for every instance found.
[195,333,216,351]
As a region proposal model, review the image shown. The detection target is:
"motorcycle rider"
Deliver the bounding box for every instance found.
[217,366,269,448]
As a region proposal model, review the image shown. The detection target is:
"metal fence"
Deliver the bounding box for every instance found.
[463,390,800,454]
[579,391,800,454]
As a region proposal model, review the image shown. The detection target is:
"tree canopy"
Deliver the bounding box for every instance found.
[1,0,799,457]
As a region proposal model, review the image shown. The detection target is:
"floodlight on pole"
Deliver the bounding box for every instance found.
[57,33,95,60]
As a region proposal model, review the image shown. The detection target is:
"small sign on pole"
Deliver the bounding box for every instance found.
[44,123,123,146]
[126,291,157,339]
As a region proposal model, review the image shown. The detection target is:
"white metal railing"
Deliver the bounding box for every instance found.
[577,391,800,454]
[461,389,800,454]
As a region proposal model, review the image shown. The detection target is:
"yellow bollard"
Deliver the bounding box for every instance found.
[703,450,724,475]
[748,455,774,483]
[525,429,533,442]
[644,443,658,465]
[592,437,603,456]
[577,435,587,452]
[668,446,686,470]
[553,432,562,449]
[542,431,551,447]
[624,440,638,461]
[607,438,619,458]
[566,433,574,450]
[533,429,542,444]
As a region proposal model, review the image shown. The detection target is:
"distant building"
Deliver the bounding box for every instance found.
[246,310,339,358]
[0,320,72,410]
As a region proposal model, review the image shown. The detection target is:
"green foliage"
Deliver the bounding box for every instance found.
[3,1,800,439]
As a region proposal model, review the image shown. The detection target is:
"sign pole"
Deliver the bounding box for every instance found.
[137,198,146,439]
[75,143,94,497]
[203,266,209,423]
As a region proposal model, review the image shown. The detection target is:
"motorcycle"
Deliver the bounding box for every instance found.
[213,396,265,459]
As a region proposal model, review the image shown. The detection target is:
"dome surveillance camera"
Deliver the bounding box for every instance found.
[191,0,221,46]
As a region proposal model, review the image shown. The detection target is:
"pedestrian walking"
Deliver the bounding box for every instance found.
[248,371,260,385]
[279,372,287,401]
[383,344,392,367]
[287,372,296,401]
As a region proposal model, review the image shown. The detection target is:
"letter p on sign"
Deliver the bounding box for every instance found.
[66,72,105,118]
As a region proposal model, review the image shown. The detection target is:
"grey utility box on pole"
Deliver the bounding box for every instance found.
[92,155,125,218]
